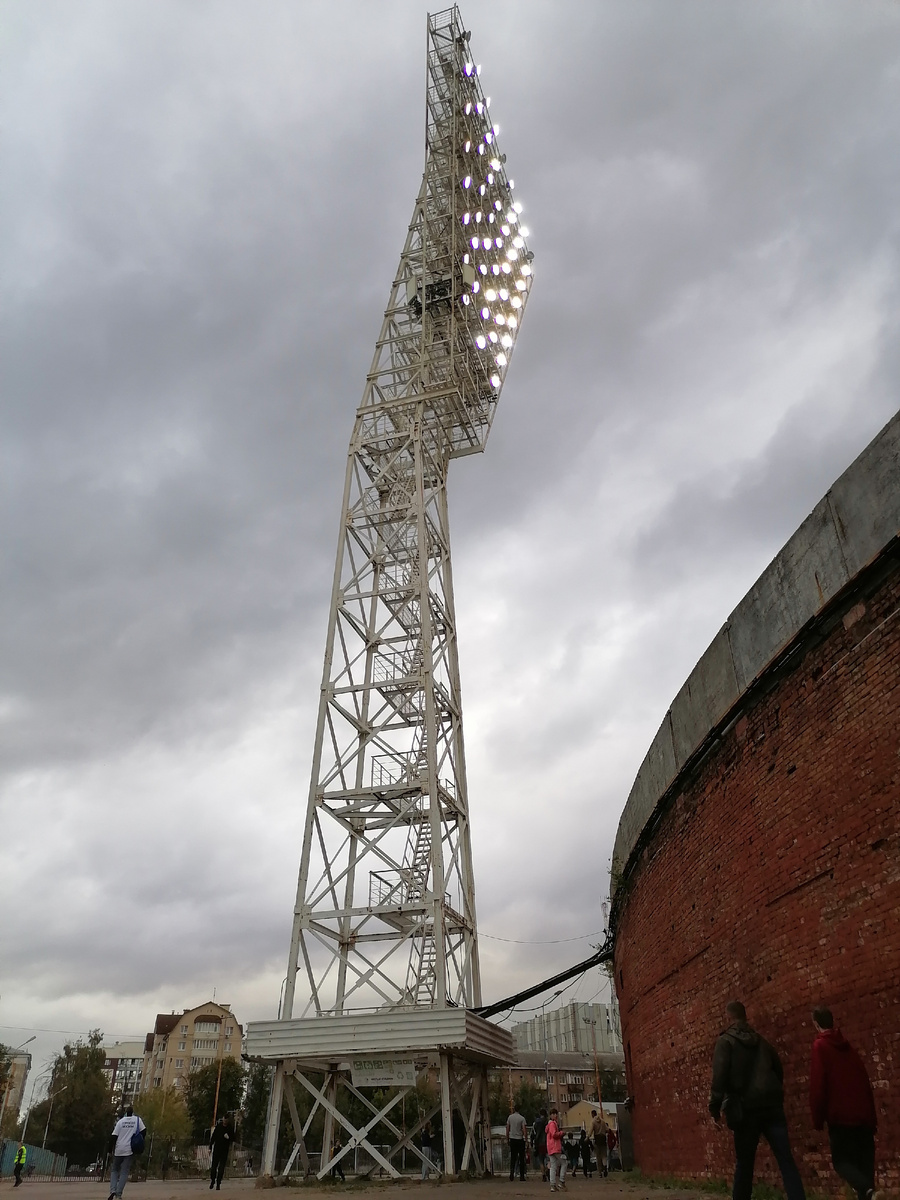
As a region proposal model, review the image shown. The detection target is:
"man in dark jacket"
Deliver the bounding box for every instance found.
[209,1116,233,1190]
[709,1000,806,1200]
[810,1006,882,1200]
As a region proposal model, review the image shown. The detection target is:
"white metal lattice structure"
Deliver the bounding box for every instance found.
[254,6,532,1178]
[284,4,533,1025]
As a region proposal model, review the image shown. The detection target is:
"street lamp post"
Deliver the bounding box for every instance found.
[42,1086,67,1149]
[583,1017,603,1114]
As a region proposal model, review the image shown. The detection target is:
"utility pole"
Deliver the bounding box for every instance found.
[583,1017,603,1114]
[42,1086,66,1149]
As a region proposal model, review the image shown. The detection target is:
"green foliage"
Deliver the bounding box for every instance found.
[241,1063,272,1155]
[599,1068,627,1103]
[137,1087,193,1152]
[41,1030,117,1166]
[513,1080,544,1123]
[183,1059,246,1142]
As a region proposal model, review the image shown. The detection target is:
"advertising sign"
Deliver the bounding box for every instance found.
[350,1057,417,1088]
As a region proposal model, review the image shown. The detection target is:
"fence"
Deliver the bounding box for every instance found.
[0,1140,68,1179]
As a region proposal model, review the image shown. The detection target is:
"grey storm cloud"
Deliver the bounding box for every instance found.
[2,0,899,1073]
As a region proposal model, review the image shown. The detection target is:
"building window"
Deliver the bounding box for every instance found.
[178,1041,186,1051]
[224,1043,231,1053]
[180,1025,188,1034]
[225,1026,233,1035]
[154,1077,162,1088]
[195,1021,219,1033]
[175,1059,184,1068]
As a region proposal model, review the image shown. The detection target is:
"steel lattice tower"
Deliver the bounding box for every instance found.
[249,6,533,1179]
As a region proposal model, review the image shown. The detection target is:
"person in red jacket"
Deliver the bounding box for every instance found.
[810,1007,883,1200]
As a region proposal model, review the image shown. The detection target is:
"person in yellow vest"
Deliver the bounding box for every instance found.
[14,1144,27,1187]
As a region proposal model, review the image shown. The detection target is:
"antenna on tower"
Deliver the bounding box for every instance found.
[246,6,534,1180]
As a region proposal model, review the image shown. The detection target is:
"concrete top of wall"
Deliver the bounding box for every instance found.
[612,409,900,884]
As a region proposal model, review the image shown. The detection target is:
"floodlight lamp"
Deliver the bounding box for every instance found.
[464,140,471,152]
[477,64,482,74]
[511,296,522,308]
[472,281,480,293]
[502,333,513,347]
[476,102,483,114]
[501,224,510,235]
[465,102,472,115]
[499,288,508,300]
[490,159,500,170]
[486,288,497,300]
[507,315,518,327]
[463,252,470,263]
[515,280,526,291]
[489,331,498,343]
[497,353,508,366]
[513,202,523,214]
[500,263,510,274]
[520,226,530,237]
[508,179,515,188]
[486,95,491,106]
[462,294,470,305]
[513,236,524,248]
[463,175,471,188]
[475,335,486,349]
[506,248,518,261]
[471,237,479,249]
[491,373,500,387]
[479,264,487,275]
[495,313,506,325]
[481,306,489,319]
[478,144,484,156]
[521,264,532,276]
[479,184,486,195]
[463,213,470,225]
[475,211,482,222]
[494,200,503,210]
[486,132,493,145]
[465,62,473,76]
[492,264,500,275]
[487,173,494,184]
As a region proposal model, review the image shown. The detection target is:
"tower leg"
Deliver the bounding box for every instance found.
[440,1052,454,1178]
[261,1065,284,1178]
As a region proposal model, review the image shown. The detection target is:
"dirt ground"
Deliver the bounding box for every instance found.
[0,1176,713,1200]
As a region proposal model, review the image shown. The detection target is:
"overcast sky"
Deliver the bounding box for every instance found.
[2,0,899,1089]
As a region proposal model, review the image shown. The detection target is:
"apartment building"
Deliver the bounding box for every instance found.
[102,1041,145,1105]
[1,1051,32,1120]
[141,1001,242,1092]
[492,1050,624,1112]
[511,1000,622,1056]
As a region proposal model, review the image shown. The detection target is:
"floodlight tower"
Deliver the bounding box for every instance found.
[247,6,533,1180]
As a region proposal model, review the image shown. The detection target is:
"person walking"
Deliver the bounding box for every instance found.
[590,1109,608,1177]
[579,1129,593,1178]
[546,1106,566,1192]
[533,1109,549,1183]
[13,1144,26,1188]
[709,1000,806,1200]
[420,1121,435,1179]
[810,1006,883,1200]
[606,1126,619,1171]
[108,1105,145,1200]
[507,1102,528,1181]
[209,1116,233,1190]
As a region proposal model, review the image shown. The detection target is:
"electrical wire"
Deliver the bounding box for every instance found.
[481,929,605,945]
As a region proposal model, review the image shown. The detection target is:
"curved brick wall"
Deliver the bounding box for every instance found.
[611,413,900,1193]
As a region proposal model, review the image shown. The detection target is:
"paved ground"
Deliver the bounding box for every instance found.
[0,1177,713,1200]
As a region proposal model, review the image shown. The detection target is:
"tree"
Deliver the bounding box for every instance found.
[137,1087,193,1160]
[513,1081,544,1123]
[241,1064,271,1156]
[0,1045,18,1139]
[40,1030,116,1166]
[183,1059,246,1142]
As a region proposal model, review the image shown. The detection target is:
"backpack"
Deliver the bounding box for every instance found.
[130,1119,146,1155]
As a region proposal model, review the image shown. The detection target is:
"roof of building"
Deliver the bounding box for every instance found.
[612,408,900,888]
[513,1050,624,1070]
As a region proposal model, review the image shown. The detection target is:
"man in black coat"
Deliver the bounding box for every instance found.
[709,1000,806,1200]
[209,1117,233,1190]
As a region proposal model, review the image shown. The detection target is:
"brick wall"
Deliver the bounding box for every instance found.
[613,555,900,1194]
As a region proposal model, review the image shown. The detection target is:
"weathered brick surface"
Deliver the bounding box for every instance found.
[613,559,900,1194]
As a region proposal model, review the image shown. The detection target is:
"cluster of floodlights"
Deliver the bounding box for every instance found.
[457,59,532,390]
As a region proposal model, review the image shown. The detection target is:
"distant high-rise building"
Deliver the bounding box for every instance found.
[511,1001,622,1056]
[141,1001,242,1094]
[1,1051,32,1123]
[102,1041,146,1105]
